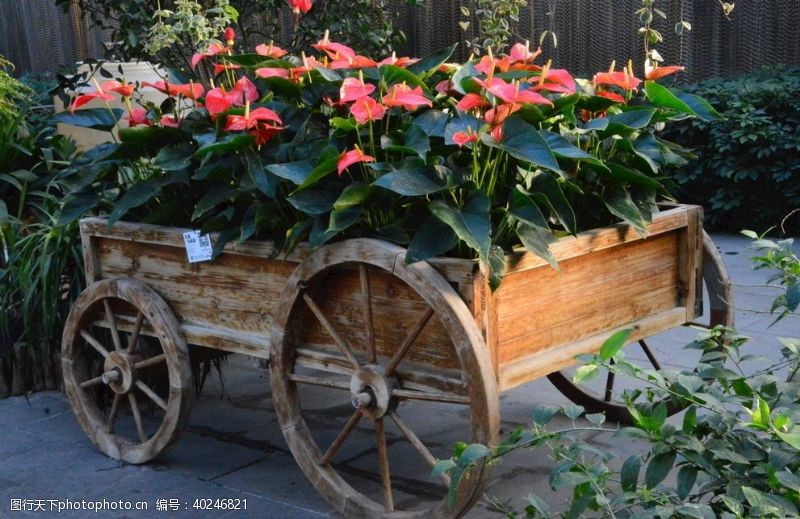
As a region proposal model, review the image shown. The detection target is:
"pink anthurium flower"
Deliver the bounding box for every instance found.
[233,76,259,103]
[126,108,150,127]
[160,115,180,128]
[350,96,386,125]
[597,90,626,103]
[456,93,490,112]
[593,62,642,91]
[378,52,419,68]
[205,88,244,117]
[337,146,374,176]
[532,68,576,94]
[476,77,553,106]
[339,77,375,103]
[645,64,685,81]
[474,54,512,76]
[191,43,227,69]
[224,106,283,131]
[484,103,521,126]
[435,79,452,95]
[452,129,478,147]
[313,32,356,60]
[143,80,204,99]
[70,86,113,112]
[255,43,288,58]
[382,83,432,111]
[508,42,542,63]
[255,67,290,79]
[330,55,379,70]
[288,0,312,14]
[103,81,135,97]
[213,62,242,76]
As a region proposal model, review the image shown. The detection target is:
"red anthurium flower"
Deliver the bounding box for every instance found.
[434,79,454,95]
[508,42,542,63]
[593,70,641,91]
[477,77,553,106]
[205,87,244,117]
[161,115,180,128]
[474,54,512,76]
[224,106,283,131]
[233,76,259,103]
[337,146,374,176]
[255,43,288,58]
[330,55,379,70]
[490,124,504,142]
[313,32,356,60]
[533,68,576,94]
[452,129,478,147]
[191,43,227,69]
[255,67,290,79]
[224,27,235,45]
[103,81,135,97]
[339,77,375,103]
[144,80,204,99]
[378,53,419,68]
[213,62,241,76]
[70,85,113,112]
[485,103,521,126]
[645,65,685,81]
[382,83,432,111]
[456,93,490,112]
[350,96,386,125]
[597,90,626,103]
[288,0,312,14]
[289,54,323,78]
[126,108,150,127]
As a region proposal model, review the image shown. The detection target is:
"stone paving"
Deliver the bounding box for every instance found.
[1,233,797,518]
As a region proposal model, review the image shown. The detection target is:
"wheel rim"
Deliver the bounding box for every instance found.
[548,232,735,423]
[271,239,500,518]
[61,278,192,464]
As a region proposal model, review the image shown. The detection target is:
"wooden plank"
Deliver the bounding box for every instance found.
[502,206,691,274]
[498,307,688,391]
[677,206,703,322]
[495,231,681,366]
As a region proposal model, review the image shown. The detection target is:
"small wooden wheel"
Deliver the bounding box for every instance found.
[62,278,192,464]
[548,232,735,423]
[271,239,500,518]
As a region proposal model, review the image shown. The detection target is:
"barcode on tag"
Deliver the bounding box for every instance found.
[183,230,213,263]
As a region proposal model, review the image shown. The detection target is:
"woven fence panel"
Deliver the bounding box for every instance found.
[1,0,799,81]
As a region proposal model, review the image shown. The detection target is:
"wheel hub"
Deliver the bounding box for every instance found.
[349,364,395,418]
[102,351,138,394]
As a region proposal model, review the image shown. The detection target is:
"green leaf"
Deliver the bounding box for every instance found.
[742,486,799,516]
[532,405,560,425]
[776,431,800,451]
[194,133,253,156]
[526,172,577,235]
[444,113,482,145]
[380,64,429,91]
[0,199,7,224]
[373,166,450,196]
[244,149,276,197]
[58,192,100,224]
[674,91,722,121]
[539,130,608,171]
[407,217,458,263]
[451,60,481,95]
[720,495,744,516]
[488,244,505,291]
[458,443,491,465]
[603,186,647,235]
[562,404,584,420]
[595,109,656,134]
[287,187,338,215]
[333,182,370,211]
[430,191,491,262]
[599,328,633,360]
[682,405,697,434]
[486,117,561,173]
[407,44,457,77]
[295,147,341,191]
[516,222,557,269]
[153,142,194,171]
[621,455,640,492]
[431,459,456,479]
[573,364,600,384]
[645,451,676,488]
[266,159,314,184]
[645,81,698,116]
[52,108,124,131]
[677,465,697,500]
[192,186,236,220]
[108,181,159,226]
[327,206,361,234]
[526,493,551,518]
[605,162,664,190]
[412,109,448,138]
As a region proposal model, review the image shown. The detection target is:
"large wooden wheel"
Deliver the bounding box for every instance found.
[270,239,500,518]
[548,232,735,423]
[62,278,192,464]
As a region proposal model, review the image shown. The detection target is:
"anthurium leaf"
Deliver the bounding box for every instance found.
[407,217,458,263]
[108,173,186,226]
[58,191,101,224]
[673,91,722,121]
[376,224,409,244]
[194,133,253,156]
[444,113,482,145]
[405,125,431,159]
[373,166,449,196]
[605,162,664,190]
[266,159,314,184]
[593,109,656,136]
[287,186,338,215]
[599,328,632,360]
[645,451,676,489]
[645,81,698,116]
[487,117,560,173]
[510,185,551,229]
[192,185,236,220]
[412,109,448,138]
[244,149,276,197]
[153,142,194,171]
[407,44,457,77]
[0,200,7,224]
[527,171,577,235]
[539,130,607,171]
[333,182,370,210]
[327,206,361,234]
[488,244,505,291]
[603,186,647,235]
[295,146,341,191]
[311,66,343,82]
[621,455,641,492]
[118,126,184,150]
[516,222,557,269]
[261,76,301,99]
[451,60,481,95]
[380,64,428,91]
[430,191,491,262]
[52,108,124,131]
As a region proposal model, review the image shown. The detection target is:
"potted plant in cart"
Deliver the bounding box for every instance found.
[54,29,732,518]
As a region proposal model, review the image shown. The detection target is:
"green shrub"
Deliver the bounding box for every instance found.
[665,65,800,234]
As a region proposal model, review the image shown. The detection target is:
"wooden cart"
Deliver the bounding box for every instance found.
[61,204,733,518]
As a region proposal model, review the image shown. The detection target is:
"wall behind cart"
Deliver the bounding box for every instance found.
[1,0,799,81]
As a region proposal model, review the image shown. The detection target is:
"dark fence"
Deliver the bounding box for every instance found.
[2,0,799,82]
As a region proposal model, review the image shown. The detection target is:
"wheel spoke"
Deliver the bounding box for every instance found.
[80,374,105,389]
[359,264,376,363]
[320,410,362,465]
[80,329,111,358]
[134,353,166,371]
[375,418,394,512]
[639,340,662,370]
[389,411,451,487]
[302,293,360,369]
[103,300,123,351]
[289,373,350,391]
[127,312,145,353]
[135,380,168,411]
[128,392,148,443]
[106,394,122,433]
[384,307,434,377]
[392,388,470,405]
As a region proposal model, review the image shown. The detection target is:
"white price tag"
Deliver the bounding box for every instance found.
[183,230,213,263]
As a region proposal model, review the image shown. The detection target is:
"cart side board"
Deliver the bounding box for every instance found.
[79,204,703,393]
